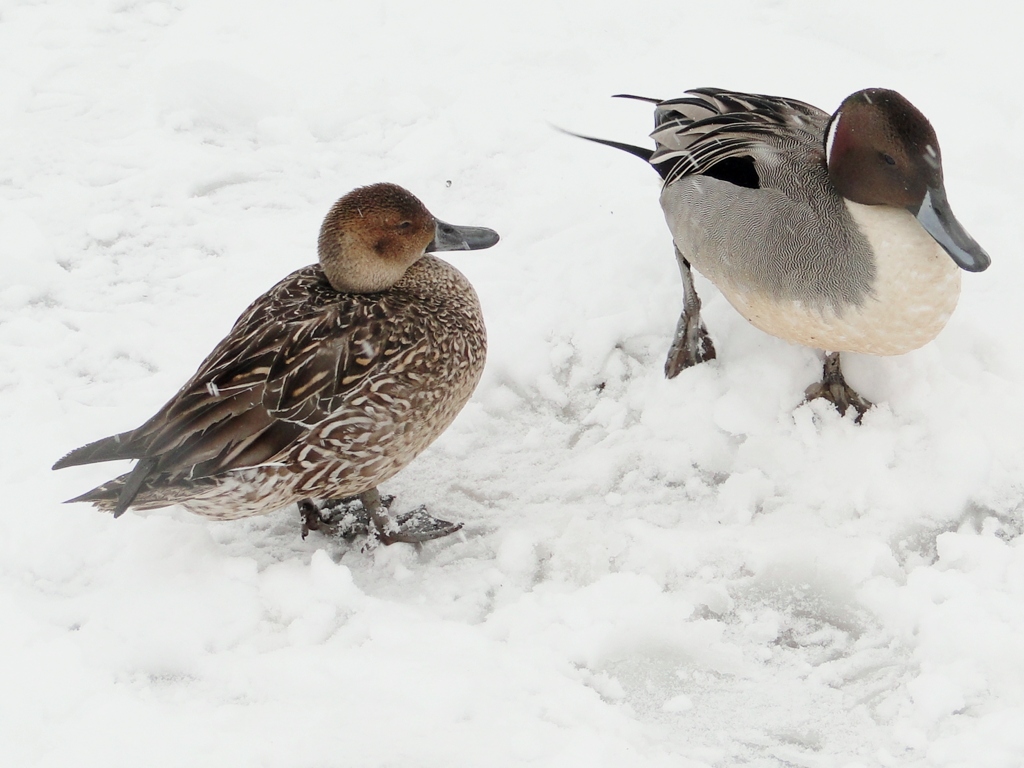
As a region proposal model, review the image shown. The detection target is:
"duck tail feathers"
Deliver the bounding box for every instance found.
[563,129,676,181]
[612,93,662,104]
[52,431,141,470]
[575,133,655,164]
[66,479,122,506]
[62,456,159,518]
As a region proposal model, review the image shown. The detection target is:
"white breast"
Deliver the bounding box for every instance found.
[715,201,961,355]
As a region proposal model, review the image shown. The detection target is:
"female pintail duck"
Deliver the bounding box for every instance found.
[53,183,499,544]
[573,88,990,418]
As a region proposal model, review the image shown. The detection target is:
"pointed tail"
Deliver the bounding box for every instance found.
[52,431,140,470]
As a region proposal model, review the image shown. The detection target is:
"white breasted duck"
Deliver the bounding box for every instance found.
[54,183,499,544]
[573,88,990,418]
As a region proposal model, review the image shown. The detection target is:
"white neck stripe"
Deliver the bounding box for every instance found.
[825,111,841,162]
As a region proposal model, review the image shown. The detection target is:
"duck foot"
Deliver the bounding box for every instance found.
[804,352,872,422]
[299,495,388,540]
[376,507,464,545]
[299,489,462,545]
[665,248,716,378]
[665,311,716,378]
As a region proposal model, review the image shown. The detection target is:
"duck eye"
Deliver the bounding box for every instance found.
[881,153,896,166]
[397,221,413,230]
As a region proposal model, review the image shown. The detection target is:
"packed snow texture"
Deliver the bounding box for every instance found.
[2,1,1023,766]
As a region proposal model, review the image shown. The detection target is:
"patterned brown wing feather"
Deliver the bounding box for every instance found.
[261,304,390,421]
[62,266,424,483]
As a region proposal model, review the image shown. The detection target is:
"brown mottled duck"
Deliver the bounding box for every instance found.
[54,183,499,544]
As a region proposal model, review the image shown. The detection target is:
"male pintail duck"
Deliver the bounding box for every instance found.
[572,88,990,418]
[53,183,499,544]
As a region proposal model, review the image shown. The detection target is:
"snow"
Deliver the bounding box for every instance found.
[2,0,1023,766]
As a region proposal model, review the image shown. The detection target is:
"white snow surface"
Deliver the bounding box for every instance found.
[2,1,1023,766]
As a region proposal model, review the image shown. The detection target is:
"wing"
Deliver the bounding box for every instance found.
[649,88,830,185]
[54,266,423,481]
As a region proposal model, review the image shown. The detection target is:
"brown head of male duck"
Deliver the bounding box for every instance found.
[53,183,499,544]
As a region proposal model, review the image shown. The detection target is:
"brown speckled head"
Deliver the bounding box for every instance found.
[318,183,436,293]
[318,183,500,293]
[827,88,989,272]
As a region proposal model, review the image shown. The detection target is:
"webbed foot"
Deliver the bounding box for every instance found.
[665,311,716,378]
[375,507,464,545]
[299,490,462,545]
[299,495,387,540]
[804,351,872,422]
[665,247,716,378]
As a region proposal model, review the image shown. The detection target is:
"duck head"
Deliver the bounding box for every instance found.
[826,88,990,272]
[317,183,500,293]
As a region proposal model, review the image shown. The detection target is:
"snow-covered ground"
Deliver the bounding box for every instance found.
[2,1,1023,765]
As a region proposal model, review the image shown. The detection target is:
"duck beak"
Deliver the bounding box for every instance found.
[913,186,990,272]
[426,219,500,252]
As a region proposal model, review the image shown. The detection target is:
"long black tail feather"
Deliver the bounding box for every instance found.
[562,129,654,163]
[560,127,675,182]
[612,93,662,104]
